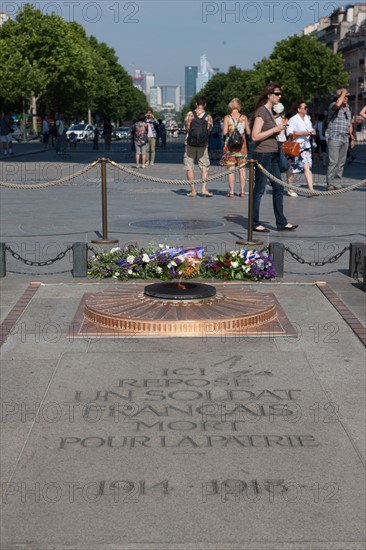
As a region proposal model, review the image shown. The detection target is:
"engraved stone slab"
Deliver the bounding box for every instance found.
[1,351,364,548]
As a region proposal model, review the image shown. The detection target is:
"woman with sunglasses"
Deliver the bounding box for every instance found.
[251,83,298,232]
[286,100,316,196]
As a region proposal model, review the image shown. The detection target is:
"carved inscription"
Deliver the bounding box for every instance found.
[58,361,320,450]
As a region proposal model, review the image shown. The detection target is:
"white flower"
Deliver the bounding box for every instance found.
[159,244,165,249]
[156,267,162,274]
[112,271,120,279]
[231,261,239,268]
[178,270,183,275]
[168,261,177,268]
[177,255,185,262]
[142,253,150,263]
[127,255,135,264]
[110,247,121,253]
[128,269,133,275]
[230,250,239,257]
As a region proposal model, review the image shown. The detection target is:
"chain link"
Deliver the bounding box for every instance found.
[284,245,350,266]
[5,245,72,266]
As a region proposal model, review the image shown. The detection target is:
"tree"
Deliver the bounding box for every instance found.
[197,34,349,117]
[0,4,97,116]
[0,3,148,121]
[253,35,349,110]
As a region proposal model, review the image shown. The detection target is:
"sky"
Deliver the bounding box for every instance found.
[5,0,351,87]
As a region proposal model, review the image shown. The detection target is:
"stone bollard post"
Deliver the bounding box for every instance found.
[269,242,285,278]
[72,242,88,278]
[0,243,6,278]
[349,242,365,279]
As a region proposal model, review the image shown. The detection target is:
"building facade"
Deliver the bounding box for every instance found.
[303,4,366,114]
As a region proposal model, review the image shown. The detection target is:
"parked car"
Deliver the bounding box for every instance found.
[66,123,94,142]
[113,126,132,140]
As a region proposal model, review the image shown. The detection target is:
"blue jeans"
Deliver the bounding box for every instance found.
[252,151,287,229]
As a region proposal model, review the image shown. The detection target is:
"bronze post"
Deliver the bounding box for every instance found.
[91,158,118,245]
[236,159,262,246]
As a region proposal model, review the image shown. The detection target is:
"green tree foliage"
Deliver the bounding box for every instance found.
[253,35,349,110]
[198,34,349,116]
[0,3,148,121]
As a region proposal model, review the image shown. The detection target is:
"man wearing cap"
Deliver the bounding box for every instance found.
[325,88,355,190]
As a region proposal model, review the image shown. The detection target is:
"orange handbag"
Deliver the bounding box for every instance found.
[282,140,300,157]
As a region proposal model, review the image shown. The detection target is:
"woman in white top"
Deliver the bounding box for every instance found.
[286,100,316,195]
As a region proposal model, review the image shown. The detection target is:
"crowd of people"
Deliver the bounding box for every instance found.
[2,86,365,233]
[178,86,365,233]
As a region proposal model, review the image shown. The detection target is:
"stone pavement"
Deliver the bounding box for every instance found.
[0,140,365,549]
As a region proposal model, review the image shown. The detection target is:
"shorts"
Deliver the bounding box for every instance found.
[184,144,210,171]
[135,142,146,154]
[1,134,12,143]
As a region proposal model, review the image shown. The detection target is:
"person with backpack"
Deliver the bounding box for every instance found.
[184,95,213,197]
[221,98,251,197]
[133,113,148,169]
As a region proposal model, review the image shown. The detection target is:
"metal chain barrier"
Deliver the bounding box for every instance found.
[0,160,99,189]
[5,245,72,266]
[256,161,366,196]
[284,245,350,266]
[107,158,248,186]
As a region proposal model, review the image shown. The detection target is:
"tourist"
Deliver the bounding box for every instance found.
[221,99,250,197]
[286,100,316,195]
[42,116,50,149]
[209,114,222,161]
[273,102,295,194]
[133,113,148,169]
[145,110,159,165]
[251,82,298,232]
[325,88,355,190]
[184,95,213,197]
[103,119,113,153]
[0,112,14,156]
[313,114,327,168]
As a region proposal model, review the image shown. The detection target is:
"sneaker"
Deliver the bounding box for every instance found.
[150,162,154,166]
[145,161,150,166]
[288,190,298,197]
[8,151,13,155]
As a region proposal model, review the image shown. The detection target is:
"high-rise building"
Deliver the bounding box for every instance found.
[184,66,198,105]
[131,68,143,91]
[195,54,219,93]
[142,72,155,96]
[149,86,162,110]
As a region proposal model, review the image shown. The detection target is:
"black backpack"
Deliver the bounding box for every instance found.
[187,111,208,147]
[227,115,243,151]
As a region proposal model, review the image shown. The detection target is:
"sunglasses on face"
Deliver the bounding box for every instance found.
[272,92,282,96]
